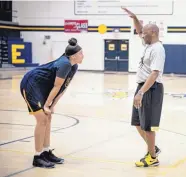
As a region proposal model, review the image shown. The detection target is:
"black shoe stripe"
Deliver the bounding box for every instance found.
[141,159,148,167]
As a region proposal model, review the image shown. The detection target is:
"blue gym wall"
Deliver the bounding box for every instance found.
[164,44,186,74]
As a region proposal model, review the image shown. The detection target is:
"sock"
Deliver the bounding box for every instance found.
[151,155,156,159]
[35,151,42,156]
[43,147,50,152]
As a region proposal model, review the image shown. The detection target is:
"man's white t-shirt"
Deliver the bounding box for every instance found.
[136,41,165,83]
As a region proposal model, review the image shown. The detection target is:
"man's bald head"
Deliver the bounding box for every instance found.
[143,24,159,36]
[142,24,160,44]
[145,24,159,34]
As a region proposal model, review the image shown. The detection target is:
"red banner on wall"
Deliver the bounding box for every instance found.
[64,20,88,33]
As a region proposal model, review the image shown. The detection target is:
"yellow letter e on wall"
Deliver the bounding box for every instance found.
[11,44,25,64]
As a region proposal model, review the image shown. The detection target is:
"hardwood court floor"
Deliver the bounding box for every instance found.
[0,70,186,177]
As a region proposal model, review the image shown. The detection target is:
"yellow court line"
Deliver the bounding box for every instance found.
[169,157,186,168]
[12,75,24,79]
[0,149,31,154]
[0,148,130,164]
[66,155,131,165]
[1,148,186,169]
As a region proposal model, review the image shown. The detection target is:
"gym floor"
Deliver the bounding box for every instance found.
[0,70,186,177]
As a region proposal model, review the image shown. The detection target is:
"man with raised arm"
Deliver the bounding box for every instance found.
[122,7,165,167]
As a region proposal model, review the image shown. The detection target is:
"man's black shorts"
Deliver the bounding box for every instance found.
[131,82,164,131]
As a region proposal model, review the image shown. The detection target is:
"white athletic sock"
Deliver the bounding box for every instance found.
[35,151,43,156]
[43,147,50,152]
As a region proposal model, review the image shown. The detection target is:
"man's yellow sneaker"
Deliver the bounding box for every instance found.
[140,146,161,162]
[135,154,159,167]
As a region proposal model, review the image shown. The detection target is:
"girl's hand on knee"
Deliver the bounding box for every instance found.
[44,105,51,115]
[50,106,55,114]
